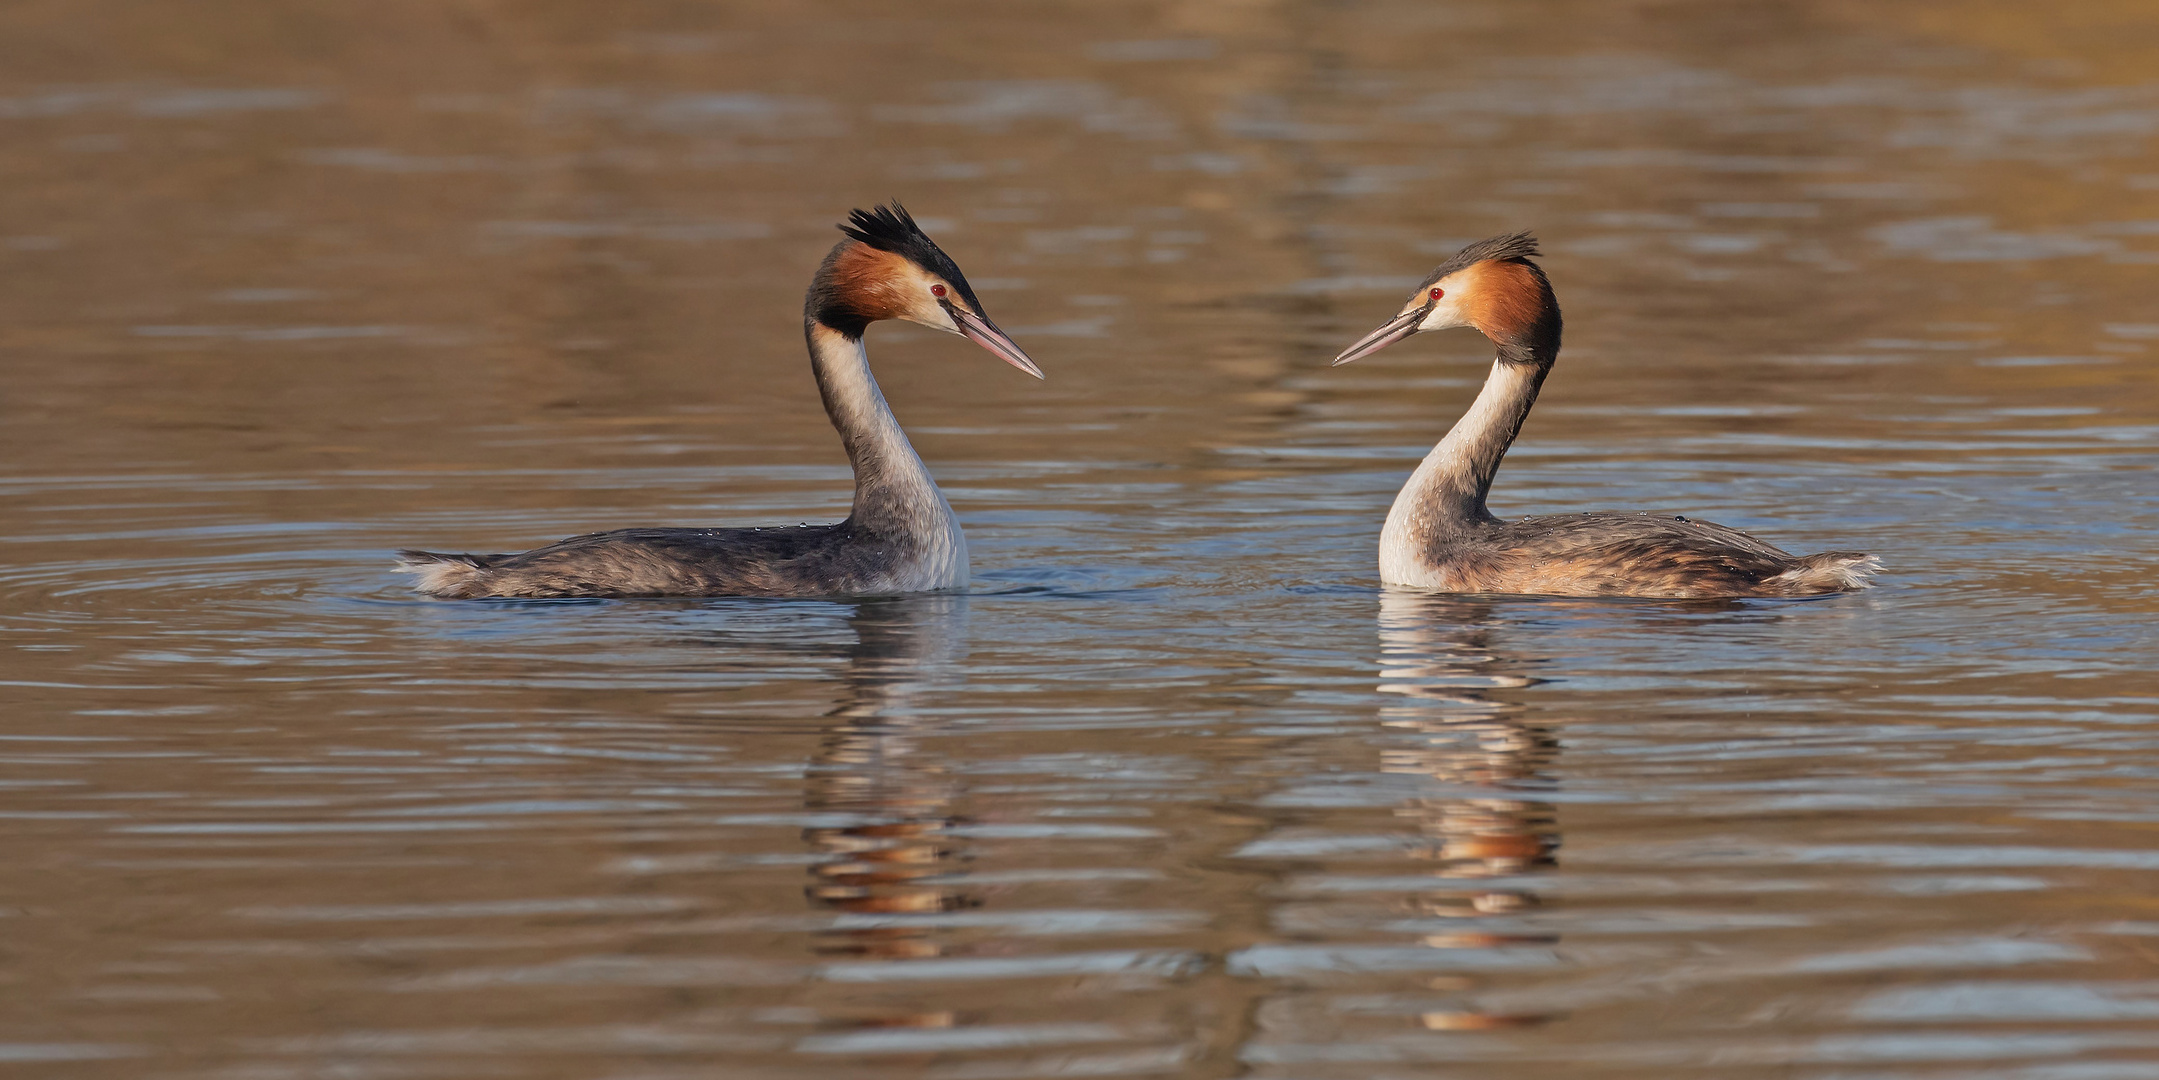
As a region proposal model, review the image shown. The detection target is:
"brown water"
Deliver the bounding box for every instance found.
[5,1,2159,1076]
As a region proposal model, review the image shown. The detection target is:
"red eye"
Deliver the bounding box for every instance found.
[1430,288,1444,300]
[930,284,947,298]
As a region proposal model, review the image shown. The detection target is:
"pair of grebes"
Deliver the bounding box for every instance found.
[399,205,1879,601]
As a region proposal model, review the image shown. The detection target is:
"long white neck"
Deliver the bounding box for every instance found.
[1379,358,1548,582]
[806,323,967,580]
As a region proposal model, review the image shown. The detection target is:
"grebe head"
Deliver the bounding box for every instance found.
[811,203,1044,378]
[1331,231,1558,367]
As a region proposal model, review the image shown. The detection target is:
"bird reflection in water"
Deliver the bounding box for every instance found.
[801,594,976,977]
[1375,591,1561,1030]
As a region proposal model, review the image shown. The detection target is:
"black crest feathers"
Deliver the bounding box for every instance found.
[839,203,932,258]
[1416,231,1542,292]
[838,203,976,303]
[808,202,985,337]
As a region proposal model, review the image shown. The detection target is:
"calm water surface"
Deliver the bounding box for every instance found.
[4,1,2158,1076]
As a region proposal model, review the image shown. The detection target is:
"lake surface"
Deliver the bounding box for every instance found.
[4,1,2158,1076]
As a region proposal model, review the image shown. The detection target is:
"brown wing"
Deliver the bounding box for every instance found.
[1447,512,1805,598]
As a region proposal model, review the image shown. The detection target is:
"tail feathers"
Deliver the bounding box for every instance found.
[1768,551,1882,594]
[394,549,495,598]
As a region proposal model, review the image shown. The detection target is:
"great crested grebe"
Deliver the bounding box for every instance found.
[1331,232,1879,599]
[396,204,1043,599]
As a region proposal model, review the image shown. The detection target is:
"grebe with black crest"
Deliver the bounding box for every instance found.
[397,204,1043,599]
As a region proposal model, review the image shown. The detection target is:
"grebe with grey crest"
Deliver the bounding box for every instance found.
[1331,232,1879,599]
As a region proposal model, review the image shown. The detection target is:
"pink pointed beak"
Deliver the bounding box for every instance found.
[947,302,1044,379]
